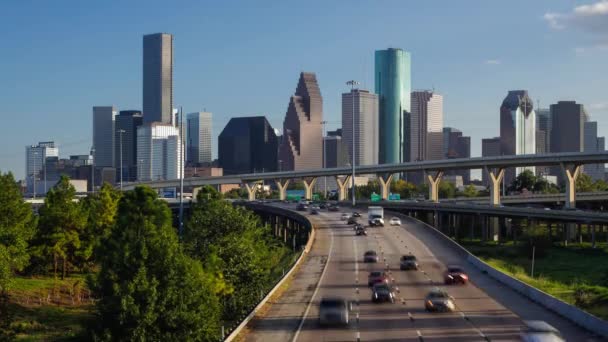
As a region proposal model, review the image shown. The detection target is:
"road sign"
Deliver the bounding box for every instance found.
[371,193,381,202]
[389,193,401,201]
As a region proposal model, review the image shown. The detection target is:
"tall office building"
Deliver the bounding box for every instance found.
[500,90,536,182]
[278,72,323,171]
[481,137,501,186]
[25,141,59,194]
[186,112,213,166]
[536,108,551,153]
[324,131,350,169]
[341,89,378,166]
[93,106,117,168]
[115,110,143,182]
[218,116,278,175]
[136,123,182,181]
[550,101,588,181]
[375,48,411,164]
[143,33,173,124]
[411,91,444,161]
[443,127,471,183]
[584,121,605,181]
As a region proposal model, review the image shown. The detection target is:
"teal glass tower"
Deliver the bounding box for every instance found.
[375,48,411,164]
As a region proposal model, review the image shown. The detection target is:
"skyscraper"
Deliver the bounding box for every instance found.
[411,90,444,162]
[115,110,143,182]
[143,33,173,124]
[218,116,278,175]
[25,141,59,194]
[584,121,605,181]
[443,127,471,183]
[536,108,551,153]
[481,137,501,186]
[136,123,182,181]
[500,90,536,181]
[550,101,587,182]
[278,72,323,171]
[341,89,378,166]
[375,48,411,164]
[186,112,213,166]
[92,106,117,167]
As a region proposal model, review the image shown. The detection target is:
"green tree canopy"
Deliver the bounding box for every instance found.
[438,181,456,199]
[509,170,537,193]
[462,184,479,198]
[0,172,36,293]
[392,179,418,199]
[576,173,595,192]
[30,175,86,279]
[90,186,222,341]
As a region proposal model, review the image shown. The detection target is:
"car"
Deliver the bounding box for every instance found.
[363,251,379,263]
[328,205,339,212]
[352,212,361,218]
[444,265,469,285]
[341,213,351,220]
[319,203,327,209]
[347,217,358,225]
[400,255,419,270]
[296,203,308,211]
[318,297,352,326]
[425,288,455,312]
[520,320,565,342]
[310,209,319,215]
[389,217,401,226]
[369,217,384,227]
[355,226,367,236]
[367,270,389,286]
[371,283,395,303]
[354,223,364,230]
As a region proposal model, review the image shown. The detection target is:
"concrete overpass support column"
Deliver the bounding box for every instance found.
[244,182,257,201]
[426,170,444,203]
[275,179,291,201]
[335,176,352,201]
[378,174,394,200]
[561,163,581,209]
[303,177,318,201]
[592,224,596,248]
[484,167,505,206]
[489,217,500,242]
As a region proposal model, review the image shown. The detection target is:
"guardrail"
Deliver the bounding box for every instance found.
[387,210,608,338]
[224,204,316,342]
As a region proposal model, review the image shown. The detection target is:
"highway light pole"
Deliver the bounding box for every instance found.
[346,80,359,206]
[117,129,126,191]
[179,107,185,239]
[90,147,95,194]
[32,151,38,199]
[321,120,328,198]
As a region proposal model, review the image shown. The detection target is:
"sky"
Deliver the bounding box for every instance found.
[1,0,607,179]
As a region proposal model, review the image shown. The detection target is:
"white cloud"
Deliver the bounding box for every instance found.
[484,59,501,65]
[544,1,608,36]
[589,102,608,111]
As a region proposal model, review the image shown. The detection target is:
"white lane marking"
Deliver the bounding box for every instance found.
[291,231,334,342]
[356,331,361,342]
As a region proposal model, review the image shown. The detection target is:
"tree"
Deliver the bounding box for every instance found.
[462,184,479,198]
[509,170,536,193]
[392,180,418,199]
[438,181,456,199]
[90,186,222,341]
[80,183,120,268]
[576,174,595,192]
[0,172,36,293]
[30,175,86,279]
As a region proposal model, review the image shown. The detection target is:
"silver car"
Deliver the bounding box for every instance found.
[400,255,419,270]
[520,320,565,342]
[424,288,455,312]
[319,297,352,326]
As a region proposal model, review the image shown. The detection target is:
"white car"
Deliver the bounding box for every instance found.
[389,217,401,226]
[520,321,565,342]
[341,213,351,221]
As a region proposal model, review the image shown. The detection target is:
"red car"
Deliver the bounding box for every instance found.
[444,265,468,285]
[368,271,389,287]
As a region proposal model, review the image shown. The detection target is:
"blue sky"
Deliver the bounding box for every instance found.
[1,0,607,179]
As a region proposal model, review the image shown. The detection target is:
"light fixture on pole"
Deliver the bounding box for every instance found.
[346,80,360,207]
[117,129,126,191]
[32,151,38,199]
[90,147,95,194]
[321,120,328,198]
[179,107,185,239]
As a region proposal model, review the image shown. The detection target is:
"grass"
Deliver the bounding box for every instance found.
[6,275,94,341]
[460,240,608,320]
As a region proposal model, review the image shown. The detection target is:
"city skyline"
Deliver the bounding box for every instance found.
[1,0,608,178]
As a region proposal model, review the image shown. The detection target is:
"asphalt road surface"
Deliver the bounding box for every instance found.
[244,205,603,342]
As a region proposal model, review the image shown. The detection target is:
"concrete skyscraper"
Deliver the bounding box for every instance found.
[411,90,444,162]
[550,101,588,181]
[375,48,411,164]
[115,110,143,182]
[584,121,605,181]
[500,90,536,182]
[481,137,501,186]
[25,141,59,194]
[136,123,182,181]
[143,33,173,124]
[186,112,213,166]
[443,127,471,183]
[92,106,117,167]
[278,72,323,171]
[342,89,378,166]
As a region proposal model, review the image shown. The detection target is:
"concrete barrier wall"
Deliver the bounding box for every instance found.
[224,205,315,342]
[387,210,608,338]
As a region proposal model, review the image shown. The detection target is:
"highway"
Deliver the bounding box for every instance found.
[243,205,603,342]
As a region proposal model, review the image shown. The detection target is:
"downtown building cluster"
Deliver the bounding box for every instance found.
[24,36,606,196]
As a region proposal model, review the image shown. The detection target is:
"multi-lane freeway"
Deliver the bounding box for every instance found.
[243,205,602,342]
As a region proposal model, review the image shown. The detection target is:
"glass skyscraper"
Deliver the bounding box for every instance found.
[500,90,536,182]
[143,33,173,124]
[375,48,411,164]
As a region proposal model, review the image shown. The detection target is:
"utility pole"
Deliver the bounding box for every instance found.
[321,120,328,198]
[346,80,359,206]
[179,107,185,239]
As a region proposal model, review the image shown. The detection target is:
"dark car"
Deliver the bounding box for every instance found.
[367,271,389,286]
[444,265,469,285]
[354,223,364,230]
[371,283,395,303]
[347,217,358,225]
[520,320,565,342]
[352,212,361,218]
[296,203,308,211]
[310,208,319,215]
[319,203,327,209]
[363,251,378,263]
[328,205,339,212]
[319,297,352,326]
[355,226,367,236]
[400,255,419,270]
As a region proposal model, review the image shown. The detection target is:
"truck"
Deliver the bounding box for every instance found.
[368,206,384,226]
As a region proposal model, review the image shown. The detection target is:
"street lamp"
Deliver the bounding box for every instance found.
[32,151,38,199]
[346,80,359,206]
[321,120,328,198]
[90,147,95,194]
[117,129,126,190]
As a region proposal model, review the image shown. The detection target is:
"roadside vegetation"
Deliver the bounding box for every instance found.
[0,172,299,341]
